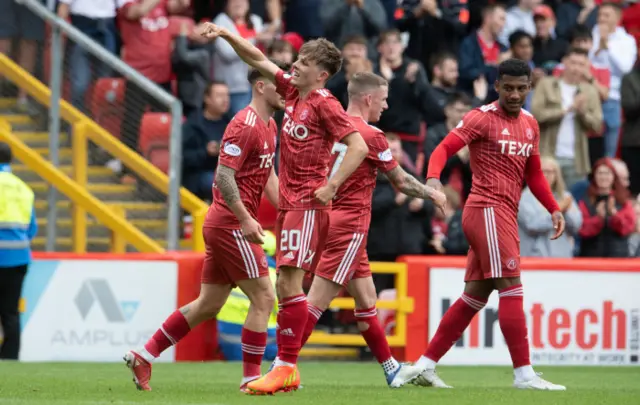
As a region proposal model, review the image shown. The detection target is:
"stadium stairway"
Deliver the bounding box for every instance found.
[0,98,177,252]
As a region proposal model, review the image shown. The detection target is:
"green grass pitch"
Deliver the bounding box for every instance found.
[0,362,638,405]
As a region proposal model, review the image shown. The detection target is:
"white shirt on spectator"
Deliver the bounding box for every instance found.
[500,7,536,46]
[556,80,577,159]
[590,26,637,101]
[59,0,119,19]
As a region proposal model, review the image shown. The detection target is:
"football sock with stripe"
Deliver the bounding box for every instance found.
[241,327,267,382]
[499,285,535,380]
[355,307,398,373]
[300,304,323,347]
[276,294,308,365]
[142,310,191,362]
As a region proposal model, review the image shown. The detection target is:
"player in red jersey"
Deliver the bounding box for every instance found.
[414,59,567,390]
[288,72,446,387]
[123,65,286,392]
[199,23,369,394]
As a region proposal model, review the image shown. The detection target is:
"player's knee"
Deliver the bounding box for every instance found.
[355,295,377,311]
[193,296,223,320]
[252,288,276,314]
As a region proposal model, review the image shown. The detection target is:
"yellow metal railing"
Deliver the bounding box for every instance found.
[0,54,209,252]
[307,262,413,347]
[0,121,163,252]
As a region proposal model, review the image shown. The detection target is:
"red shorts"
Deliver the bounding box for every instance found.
[462,206,520,281]
[315,217,370,286]
[275,209,329,272]
[201,226,269,285]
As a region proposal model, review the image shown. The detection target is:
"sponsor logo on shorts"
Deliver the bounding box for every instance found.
[378,149,393,162]
[284,252,295,260]
[223,142,242,156]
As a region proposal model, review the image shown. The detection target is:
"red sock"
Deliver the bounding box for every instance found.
[241,328,267,379]
[498,285,530,368]
[275,306,282,352]
[424,293,487,362]
[355,307,393,364]
[300,304,323,347]
[144,310,191,357]
[277,294,308,364]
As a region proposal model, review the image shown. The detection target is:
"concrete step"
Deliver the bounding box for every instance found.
[36,217,167,239]
[13,164,117,183]
[14,131,70,148]
[34,200,169,220]
[31,181,138,201]
[31,236,194,253]
[25,147,73,164]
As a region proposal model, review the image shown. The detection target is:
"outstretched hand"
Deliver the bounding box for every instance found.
[550,211,565,240]
[197,22,225,40]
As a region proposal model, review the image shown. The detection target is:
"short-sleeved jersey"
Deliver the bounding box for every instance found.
[452,101,540,215]
[329,117,398,229]
[275,70,357,211]
[205,106,277,228]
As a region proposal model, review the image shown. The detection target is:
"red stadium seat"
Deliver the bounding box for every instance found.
[91,78,126,139]
[139,112,172,155]
[147,144,170,174]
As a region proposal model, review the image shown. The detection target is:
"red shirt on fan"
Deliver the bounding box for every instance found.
[275,70,356,211]
[452,102,540,215]
[328,116,398,231]
[118,0,172,83]
[206,106,278,229]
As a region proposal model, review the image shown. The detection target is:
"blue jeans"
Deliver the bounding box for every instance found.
[602,99,621,158]
[69,15,116,112]
[217,320,277,361]
[229,92,252,116]
[183,170,215,201]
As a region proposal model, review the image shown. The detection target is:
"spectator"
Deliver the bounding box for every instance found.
[57,0,118,113]
[423,92,471,166]
[500,0,541,45]
[426,52,486,126]
[284,0,324,40]
[0,0,45,112]
[458,3,508,102]
[589,2,637,158]
[611,158,630,190]
[0,142,37,360]
[508,30,537,109]
[628,197,640,256]
[172,22,211,119]
[519,156,582,258]
[118,0,188,180]
[532,5,568,72]
[267,39,296,66]
[429,185,468,255]
[327,35,372,109]
[368,135,430,290]
[181,82,230,202]
[556,0,599,41]
[374,29,434,160]
[213,0,265,115]
[578,157,636,257]
[397,0,470,72]
[532,47,602,188]
[620,62,640,197]
[320,0,387,54]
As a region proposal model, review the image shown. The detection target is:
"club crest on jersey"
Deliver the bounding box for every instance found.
[507,258,517,270]
[526,128,534,140]
[223,142,242,156]
[300,109,309,121]
[378,149,393,162]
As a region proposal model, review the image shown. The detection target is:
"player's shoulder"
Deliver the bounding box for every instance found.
[310,87,340,106]
[232,106,259,127]
[459,104,495,127]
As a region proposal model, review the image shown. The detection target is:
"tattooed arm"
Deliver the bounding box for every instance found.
[384,166,446,206]
[215,164,251,221]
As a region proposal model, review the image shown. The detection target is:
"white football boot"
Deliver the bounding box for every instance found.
[413,368,453,388]
[514,373,566,391]
[386,363,424,388]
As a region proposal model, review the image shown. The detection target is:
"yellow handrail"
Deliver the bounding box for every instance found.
[0,121,164,253]
[306,262,413,347]
[0,53,209,251]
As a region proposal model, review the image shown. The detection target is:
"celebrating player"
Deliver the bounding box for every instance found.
[292,72,447,387]
[199,24,369,394]
[414,59,566,390]
[123,64,286,392]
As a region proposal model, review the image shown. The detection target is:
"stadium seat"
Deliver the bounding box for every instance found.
[139,112,172,156]
[91,78,126,139]
[147,144,170,174]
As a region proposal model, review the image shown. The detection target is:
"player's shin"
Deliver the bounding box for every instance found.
[354,307,398,373]
[302,277,342,347]
[418,293,488,369]
[274,268,308,366]
[498,284,536,381]
[241,311,268,384]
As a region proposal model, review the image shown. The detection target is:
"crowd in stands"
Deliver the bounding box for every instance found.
[4,0,640,261]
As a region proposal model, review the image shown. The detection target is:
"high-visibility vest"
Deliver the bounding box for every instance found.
[0,171,35,249]
[216,267,278,328]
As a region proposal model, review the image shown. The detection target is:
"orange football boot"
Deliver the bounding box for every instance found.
[246,365,300,395]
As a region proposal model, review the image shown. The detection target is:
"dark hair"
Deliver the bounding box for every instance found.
[203,81,228,99]
[0,142,11,164]
[570,24,593,42]
[268,39,294,56]
[343,35,368,48]
[298,38,343,77]
[225,0,254,30]
[564,46,589,58]
[446,92,472,107]
[430,51,457,73]
[588,158,629,205]
[508,30,533,49]
[482,3,505,18]
[377,29,402,46]
[247,59,290,84]
[497,58,531,79]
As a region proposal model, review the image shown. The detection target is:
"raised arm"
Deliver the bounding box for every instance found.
[200,22,280,81]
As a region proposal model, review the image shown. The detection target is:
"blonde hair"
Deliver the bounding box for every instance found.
[540,156,565,197]
[347,72,388,97]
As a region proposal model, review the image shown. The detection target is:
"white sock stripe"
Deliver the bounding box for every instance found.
[233,230,258,278]
[488,208,502,278]
[461,295,485,311]
[499,287,524,297]
[160,326,177,345]
[462,294,487,308]
[354,308,377,317]
[241,348,266,355]
[308,305,324,319]
[283,295,307,306]
[241,343,266,350]
[334,233,364,285]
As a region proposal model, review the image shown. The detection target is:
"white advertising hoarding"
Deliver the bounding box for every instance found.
[429,267,640,366]
[20,260,178,362]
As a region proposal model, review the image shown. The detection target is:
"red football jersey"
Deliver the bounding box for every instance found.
[275,70,357,211]
[451,102,540,215]
[205,106,277,228]
[329,117,398,227]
